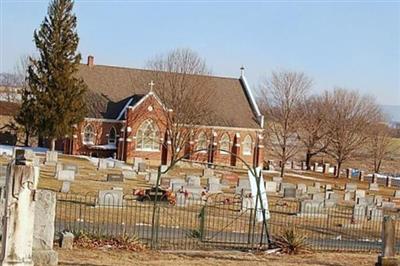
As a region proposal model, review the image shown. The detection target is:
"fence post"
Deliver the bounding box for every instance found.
[376,215,399,266]
[199,206,206,242]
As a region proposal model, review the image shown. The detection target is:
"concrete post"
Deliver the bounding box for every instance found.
[1,152,39,266]
[376,215,399,266]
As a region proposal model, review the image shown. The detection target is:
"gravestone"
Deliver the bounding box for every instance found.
[235,179,251,194]
[353,204,367,220]
[325,184,333,191]
[60,181,70,193]
[369,183,379,191]
[203,168,214,177]
[283,187,296,198]
[241,197,254,211]
[328,192,341,201]
[299,199,325,216]
[265,181,278,193]
[374,195,383,206]
[325,190,334,200]
[324,198,337,208]
[314,182,321,189]
[63,164,78,174]
[138,162,147,173]
[279,182,296,193]
[98,189,124,207]
[98,158,108,170]
[207,177,220,185]
[187,175,201,187]
[355,189,366,200]
[208,183,221,193]
[133,157,143,170]
[344,192,353,201]
[345,183,357,192]
[171,179,186,192]
[307,186,320,194]
[33,190,58,266]
[386,176,392,187]
[346,168,353,179]
[311,192,325,201]
[394,190,400,198]
[176,193,187,207]
[106,173,124,182]
[372,173,378,184]
[45,151,58,165]
[369,208,383,221]
[57,170,75,182]
[323,163,330,174]
[122,170,136,180]
[297,183,307,194]
[160,178,171,188]
[382,202,396,209]
[149,172,159,185]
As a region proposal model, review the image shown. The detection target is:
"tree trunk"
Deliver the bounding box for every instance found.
[24,131,30,147]
[305,151,312,170]
[376,160,382,174]
[336,161,342,178]
[38,134,44,147]
[280,162,285,177]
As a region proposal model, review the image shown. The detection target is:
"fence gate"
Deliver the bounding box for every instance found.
[201,194,268,250]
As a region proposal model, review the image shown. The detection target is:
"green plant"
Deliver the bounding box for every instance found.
[275,227,309,254]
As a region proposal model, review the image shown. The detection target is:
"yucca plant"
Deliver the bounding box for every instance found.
[275,227,309,254]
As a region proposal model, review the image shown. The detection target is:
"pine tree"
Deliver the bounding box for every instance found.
[15,84,38,146]
[27,0,87,150]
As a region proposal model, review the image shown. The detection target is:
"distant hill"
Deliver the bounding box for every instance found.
[381,105,400,123]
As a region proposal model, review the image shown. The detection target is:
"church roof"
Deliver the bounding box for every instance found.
[77,63,261,129]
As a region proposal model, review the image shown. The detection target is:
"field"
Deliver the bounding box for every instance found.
[56,248,379,266]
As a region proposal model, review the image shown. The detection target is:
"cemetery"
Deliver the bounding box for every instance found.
[0,149,400,259]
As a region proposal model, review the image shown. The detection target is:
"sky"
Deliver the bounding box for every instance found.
[1,0,399,105]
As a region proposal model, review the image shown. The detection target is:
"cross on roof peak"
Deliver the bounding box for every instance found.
[148,80,155,92]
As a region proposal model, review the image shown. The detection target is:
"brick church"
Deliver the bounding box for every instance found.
[62,56,265,168]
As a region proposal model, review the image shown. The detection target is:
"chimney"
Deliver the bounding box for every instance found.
[240,66,245,77]
[87,55,94,67]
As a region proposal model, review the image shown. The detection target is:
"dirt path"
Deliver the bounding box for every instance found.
[57,248,378,266]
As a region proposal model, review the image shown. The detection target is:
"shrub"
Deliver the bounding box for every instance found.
[275,227,309,254]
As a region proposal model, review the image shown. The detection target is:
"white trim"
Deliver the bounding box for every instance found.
[127,92,170,113]
[84,117,124,123]
[116,98,134,120]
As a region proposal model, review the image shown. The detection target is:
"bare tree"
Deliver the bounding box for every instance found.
[147,48,215,165]
[323,88,381,177]
[367,121,394,173]
[259,71,312,177]
[297,95,330,169]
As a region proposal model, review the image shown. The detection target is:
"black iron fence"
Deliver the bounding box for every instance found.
[55,192,400,252]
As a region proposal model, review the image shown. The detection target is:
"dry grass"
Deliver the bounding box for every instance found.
[56,248,379,266]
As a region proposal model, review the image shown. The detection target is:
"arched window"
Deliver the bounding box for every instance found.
[197,132,207,152]
[242,135,252,155]
[83,124,95,145]
[220,133,230,154]
[108,127,116,144]
[136,119,159,151]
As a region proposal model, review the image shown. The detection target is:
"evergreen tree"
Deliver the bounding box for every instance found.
[15,84,38,146]
[27,0,87,150]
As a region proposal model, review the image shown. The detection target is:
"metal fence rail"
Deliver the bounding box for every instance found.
[55,192,400,252]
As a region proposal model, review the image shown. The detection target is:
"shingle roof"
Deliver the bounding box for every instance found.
[77,64,261,129]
